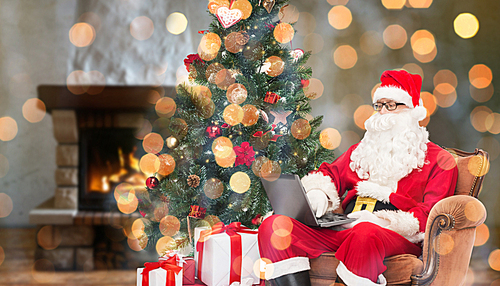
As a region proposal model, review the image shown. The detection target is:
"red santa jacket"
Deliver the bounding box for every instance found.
[301,142,458,242]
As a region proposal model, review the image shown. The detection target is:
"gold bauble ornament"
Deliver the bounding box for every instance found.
[166,136,179,149]
[274,22,295,44]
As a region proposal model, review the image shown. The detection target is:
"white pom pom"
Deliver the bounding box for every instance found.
[411,106,427,121]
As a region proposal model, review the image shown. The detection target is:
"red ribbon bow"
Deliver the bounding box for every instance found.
[141,256,182,286]
[196,222,256,284]
[252,124,282,142]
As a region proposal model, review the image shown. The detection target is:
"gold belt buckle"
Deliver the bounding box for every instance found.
[352,197,377,213]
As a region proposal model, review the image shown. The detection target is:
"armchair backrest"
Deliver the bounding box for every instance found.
[446,148,489,198]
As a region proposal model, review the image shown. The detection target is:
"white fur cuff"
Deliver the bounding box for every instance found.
[301,172,340,211]
[336,261,387,285]
[355,181,394,204]
[263,257,310,280]
[374,210,424,243]
[373,86,413,108]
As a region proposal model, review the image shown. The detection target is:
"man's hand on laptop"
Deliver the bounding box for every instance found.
[307,189,328,218]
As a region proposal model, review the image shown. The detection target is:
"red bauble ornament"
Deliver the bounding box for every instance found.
[264,91,281,104]
[301,79,310,88]
[146,176,159,189]
[206,124,222,138]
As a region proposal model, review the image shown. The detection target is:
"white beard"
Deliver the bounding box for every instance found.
[349,110,429,190]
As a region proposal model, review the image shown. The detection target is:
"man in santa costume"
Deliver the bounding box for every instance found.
[258,69,458,286]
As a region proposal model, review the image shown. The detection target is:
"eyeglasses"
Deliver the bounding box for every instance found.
[372,102,406,111]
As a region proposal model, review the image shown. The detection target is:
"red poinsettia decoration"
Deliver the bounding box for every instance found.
[184,54,204,72]
[233,141,256,167]
[206,124,222,138]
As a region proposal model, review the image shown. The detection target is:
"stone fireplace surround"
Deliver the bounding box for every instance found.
[29,85,174,270]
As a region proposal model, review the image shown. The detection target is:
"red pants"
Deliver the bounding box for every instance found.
[258,215,422,282]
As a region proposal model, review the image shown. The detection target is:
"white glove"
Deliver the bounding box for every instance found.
[342,210,390,229]
[306,189,329,218]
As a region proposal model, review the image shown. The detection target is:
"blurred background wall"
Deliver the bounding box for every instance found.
[0,0,498,273]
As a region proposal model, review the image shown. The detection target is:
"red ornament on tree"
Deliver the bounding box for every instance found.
[206,124,222,138]
[301,79,310,88]
[184,54,204,72]
[146,176,159,189]
[264,91,281,104]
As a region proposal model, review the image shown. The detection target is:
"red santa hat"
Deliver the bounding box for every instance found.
[373,70,427,121]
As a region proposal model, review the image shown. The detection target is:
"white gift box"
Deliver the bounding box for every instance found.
[137,265,183,286]
[195,226,261,286]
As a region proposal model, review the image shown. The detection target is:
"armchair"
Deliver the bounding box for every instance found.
[309,148,489,286]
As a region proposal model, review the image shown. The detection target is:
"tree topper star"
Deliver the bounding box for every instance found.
[270,110,292,125]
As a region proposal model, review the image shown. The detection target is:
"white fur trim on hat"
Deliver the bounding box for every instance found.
[411,105,427,121]
[374,210,424,243]
[301,172,340,211]
[336,261,387,285]
[264,257,310,280]
[373,86,414,108]
[355,181,394,204]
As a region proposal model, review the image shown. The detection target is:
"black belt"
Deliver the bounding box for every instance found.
[344,196,398,214]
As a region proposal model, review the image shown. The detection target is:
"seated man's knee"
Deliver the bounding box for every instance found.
[258,214,295,242]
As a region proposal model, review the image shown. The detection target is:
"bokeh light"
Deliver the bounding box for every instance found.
[474,223,489,247]
[328,0,349,4]
[295,12,316,36]
[78,12,101,32]
[354,105,375,130]
[223,104,244,126]
[360,31,384,55]
[333,45,357,69]
[477,136,500,161]
[215,69,236,89]
[270,216,293,251]
[114,183,139,214]
[454,13,479,39]
[320,128,341,150]
[303,33,324,54]
[433,88,456,108]
[198,32,221,61]
[434,233,454,255]
[421,92,437,117]
[0,193,13,218]
[274,22,295,43]
[436,149,457,171]
[230,171,251,194]
[226,83,247,104]
[402,63,424,78]
[260,160,281,182]
[139,153,161,175]
[434,70,458,92]
[37,225,62,250]
[469,64,493,89]
[485,113,500,134]
[413,46,437,63]
[22,98,46,123]
[143,132,164,154]
[470,84,494,103]
[468,154,490,177]
[291,119,311,140]
[130,16,154,41]
[166,12,188,35]
[69,22,96,47]
[383,25,407,49]
[382,0,405,9]
[263,56,285,77]
[408,0,433,8]
[156,236,175,256]
[0,117,18,141]
[155,97,176,118]
[204,178,224,199]
[131,218,147,239]
[327,5,352,30]
[470,106,492,133]
[241,104,259,127]
[134,119,153,140]
[66,70,106,95]
[252,156,269,177]
[157,154,176,176]
[411,30,435,56]
[489,249,500,271]
[32,259,55,283]
[304,78,324,99]
[206,63,224,84]
[0,154,9,179]
[279,4,299,24]
[160,215,180,236]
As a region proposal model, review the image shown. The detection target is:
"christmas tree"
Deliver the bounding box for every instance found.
[136,0,335,252]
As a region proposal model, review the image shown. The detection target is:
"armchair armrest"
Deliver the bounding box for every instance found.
[411,195,486,286]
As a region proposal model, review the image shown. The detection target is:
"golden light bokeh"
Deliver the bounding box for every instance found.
[360,31,384,55]
[225,32,244,53]
[328,0,349,4]
[166,12,188,35]
[261,160,282,182]
[204,178,224,199]
[212,136,233,154]
[470,106,492,133]
[383,25,407,49]
[156,236,175,256]
[464,200,485,222]
[271,231,292,251]
[413,46,437,63]
[206,63,224,84]
[470,84,494,103]
[489,249,500,271]
[328,5,352,30]
[130,16,154,41]
[274,22,295,43]
[153,203,169,222]
[295,12,316,36]
[22,98,46,123]
[127,237,145,252]
[354,105,375,130]
[139,153,161,175]
[226,83,247,104]
[382,0,405,9]
[0,154,8,179]
[252,156,270,177]
[469,64,493,89]
[0,193,13,218]
[131,218,147,239]
[215,69,236,90]
[169,118,189,139]
[155,97,176,118]
[411,30,435,55]
[143,132,164,154]
[69,22,96,47]
[434,232,454,255]
[434,69,457,91]
[474,223,489,247]
[291,119,311,140]
[485,113,500,134]
[402,63,424,78]
[37,225,62,250]
[115,184,138,215]
[320,128,341,150]
[264,56,285,77]
[333,45,357,69]
[135,119,153,140]
[159,215,180,236]
[408,0,433,8]
[270,215,293,250]
[157,154,176,176]
[304,78,324,100]
[454,13,479,39]
[230,171,251,194]
[477,136,500,161]
[78,12,101,32]
[32,259,55,283]
[303,33,324,54]
[215,149,236,168]
[421,92,437,117]
[433,88,456,108]
[254,258,273,280]
[223,104,244,126]
[279,4,300,24]
[66,70,88,95]
[241,104,259,127]
[0,117,18,141]
[232,0,253,19]
[436,149,457,171]
[468,154,490,177]
[198,32,221,61]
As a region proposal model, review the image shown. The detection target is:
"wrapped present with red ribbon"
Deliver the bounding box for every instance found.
[137,255,183,286]
[264,91,281,104]
[194,222,261,286]
[160,251,196,285]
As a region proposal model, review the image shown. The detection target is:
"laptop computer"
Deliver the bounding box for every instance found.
[261,174,356,228]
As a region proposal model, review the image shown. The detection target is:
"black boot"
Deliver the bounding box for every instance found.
[265,270,311,286]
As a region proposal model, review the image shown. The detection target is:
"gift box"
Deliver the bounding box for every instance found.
[137,256,183,286]
[183,257,196,285]
[195,222,261,286]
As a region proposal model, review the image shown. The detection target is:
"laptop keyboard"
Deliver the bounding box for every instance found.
[317,212,351,224]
